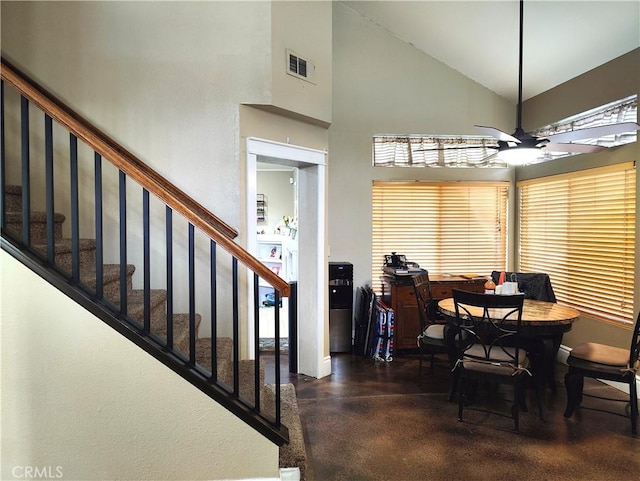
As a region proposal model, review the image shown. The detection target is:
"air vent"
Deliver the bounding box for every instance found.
[286,49,316,84]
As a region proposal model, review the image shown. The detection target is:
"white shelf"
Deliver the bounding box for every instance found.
[256,234,298,283]
[259,258,282,264]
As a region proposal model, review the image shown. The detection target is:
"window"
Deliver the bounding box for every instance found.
[373,135,503,168]
[373,95,637,168]
[372,181,509,292]
[518,163,636,324]
[532,95,637,149]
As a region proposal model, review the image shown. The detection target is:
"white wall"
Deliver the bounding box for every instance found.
[2,1,272,224]
[1,1,332,348]
[1,1,275,338]
[1,1,331,470]
[328,2,516,290]
[271,0,332,124]
[0,251,279,481]
[257,169,296,235]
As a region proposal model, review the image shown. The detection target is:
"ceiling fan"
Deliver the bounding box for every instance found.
[419,0,640,165]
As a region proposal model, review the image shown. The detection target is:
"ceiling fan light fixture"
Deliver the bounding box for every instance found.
[497,147,540,166]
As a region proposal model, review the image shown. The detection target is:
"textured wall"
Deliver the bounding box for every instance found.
[1,252,279,481]
[328,2,514,290]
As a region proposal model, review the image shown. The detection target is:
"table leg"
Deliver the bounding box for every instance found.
[529,332,564,421]
[444,322,459,402]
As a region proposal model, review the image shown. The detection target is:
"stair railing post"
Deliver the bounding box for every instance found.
[45,114,55,265]
[188,222,196,365]
[143,188,151,334]
[20,96,30,245]
[210,240,218,381]
[0,80,5,229]
[94,153,104,299]
[165,206,174,350]
[118,170,127,315]
[69,134,80,282]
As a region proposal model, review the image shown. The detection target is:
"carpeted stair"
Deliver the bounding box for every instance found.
[4,184,308,479]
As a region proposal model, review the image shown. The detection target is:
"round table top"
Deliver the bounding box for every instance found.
[438,297,580,326]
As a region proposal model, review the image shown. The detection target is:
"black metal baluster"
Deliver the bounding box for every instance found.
[274,289,281,425]
[94,153,104,299]
[20,96,30,245]
[1,80,6,229]
[143,188,150,334]
[119,170,127,315]
[69,134,80,283]
[232,257,239,396]
[254,273,261,410]
[210,240,218,380]
[166,206,174,350]
[44,115,54,265]
[188,223,196,364]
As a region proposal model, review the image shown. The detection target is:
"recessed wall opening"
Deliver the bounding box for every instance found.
[246,138,329,379]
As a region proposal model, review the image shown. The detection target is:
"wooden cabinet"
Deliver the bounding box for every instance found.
[380,274,486,351]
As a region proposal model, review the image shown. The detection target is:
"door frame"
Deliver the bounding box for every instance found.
[246,137,330,379]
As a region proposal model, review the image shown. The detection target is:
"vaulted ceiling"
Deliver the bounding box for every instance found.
[342,1,640,104]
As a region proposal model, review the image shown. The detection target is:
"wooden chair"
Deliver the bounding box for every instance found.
[563,312,640,435]
[412,272,449,373]
[452,289,529,433]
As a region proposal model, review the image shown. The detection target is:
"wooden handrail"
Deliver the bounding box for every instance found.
[1,57,289,296]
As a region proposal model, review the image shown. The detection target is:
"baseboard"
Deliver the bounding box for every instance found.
[320,355,332,378]
[558,344,640,399]
[234,469,299,481]
[280,467,301,481]
[557,344,571,365]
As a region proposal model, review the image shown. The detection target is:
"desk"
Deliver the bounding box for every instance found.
[380,274,486,350]
[438,297,580,419]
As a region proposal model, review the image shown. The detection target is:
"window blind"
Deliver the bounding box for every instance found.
[518,163,636,324]
[373,95,636,168]
[373,135,503,168]
[372,181,509,292]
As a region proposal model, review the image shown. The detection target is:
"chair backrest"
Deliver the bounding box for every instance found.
[628,312,640,369]
[412,272,437,328]
[491,271,557,303]
[453,289,525,363]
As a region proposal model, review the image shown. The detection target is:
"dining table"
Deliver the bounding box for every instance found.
[438,297,580,421]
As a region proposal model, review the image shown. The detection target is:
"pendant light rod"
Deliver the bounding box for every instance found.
[516,0,524,131]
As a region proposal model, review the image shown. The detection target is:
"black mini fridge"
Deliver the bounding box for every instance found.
[329,262,353,352]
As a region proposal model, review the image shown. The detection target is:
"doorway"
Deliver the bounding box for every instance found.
[246,137,330,379]
[255,164,298,353]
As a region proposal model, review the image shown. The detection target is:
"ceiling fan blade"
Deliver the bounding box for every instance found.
[474,125,521,143]
[545,122,640,143]
[478,151,502,165]
[542,143,607,154]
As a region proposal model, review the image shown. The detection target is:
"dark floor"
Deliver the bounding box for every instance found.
[267,351,639,481]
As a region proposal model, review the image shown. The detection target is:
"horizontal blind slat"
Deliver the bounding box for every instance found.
[372,181,508,293]
[519,163,635,323]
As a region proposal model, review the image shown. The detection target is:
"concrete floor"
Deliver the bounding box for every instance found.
[268,352,639,481]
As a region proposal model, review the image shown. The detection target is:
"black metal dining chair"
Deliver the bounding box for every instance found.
[491,271,562,394]
[412,272,449,374]
[452,289,530,433]
[563,311,640,435]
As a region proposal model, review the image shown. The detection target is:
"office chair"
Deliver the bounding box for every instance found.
[563,312,640,435]
[452,289,529,433]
